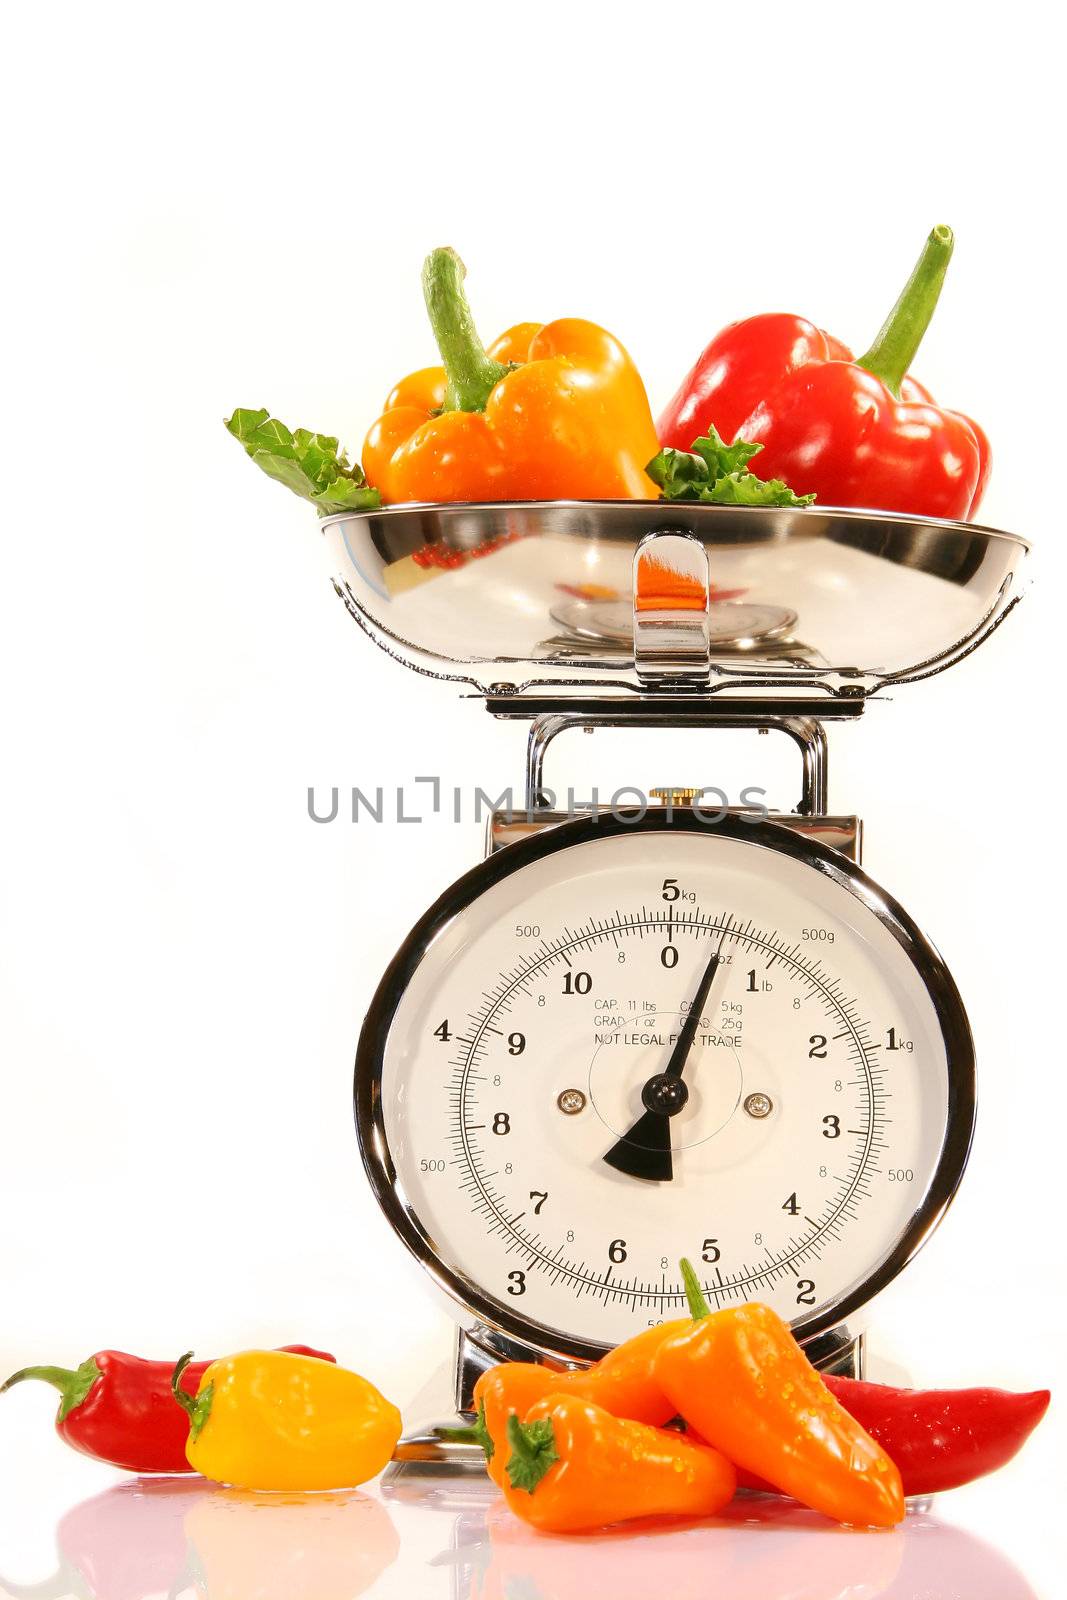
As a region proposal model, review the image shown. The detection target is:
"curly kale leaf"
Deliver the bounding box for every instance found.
[647,426,815,508]
[226,409,380,515]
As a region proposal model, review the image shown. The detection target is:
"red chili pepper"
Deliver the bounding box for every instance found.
[729,1375,1049,1498]
[658,226,990,521]
[1,1344,335,1473]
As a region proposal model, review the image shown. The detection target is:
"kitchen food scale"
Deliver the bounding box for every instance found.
[326,499,1027,1467]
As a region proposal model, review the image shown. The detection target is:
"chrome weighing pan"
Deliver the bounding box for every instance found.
[321,500,1028,698]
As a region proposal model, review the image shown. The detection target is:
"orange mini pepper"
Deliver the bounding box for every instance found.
[655,1263,905,1528]
[503,1393,736,1534]
[467,1321,689,1486]
[362,248,660,505]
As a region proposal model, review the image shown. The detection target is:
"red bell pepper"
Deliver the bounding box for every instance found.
[898,371,993,516]
[1,1343,335,1473]
[729,1375,1050,1498]
[658,226,990,521]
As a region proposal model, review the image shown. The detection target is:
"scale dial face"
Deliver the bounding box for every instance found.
[356,813,974,1359]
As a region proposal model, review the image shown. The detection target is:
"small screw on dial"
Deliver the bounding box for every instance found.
[641,1072,690,1117]
[557,1089,587,1115]
[743,1092,774,1119]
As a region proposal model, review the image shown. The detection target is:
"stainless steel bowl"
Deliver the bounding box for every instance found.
[321,500,1028,698]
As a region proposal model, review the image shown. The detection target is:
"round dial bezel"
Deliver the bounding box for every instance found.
[354,810,975,1363]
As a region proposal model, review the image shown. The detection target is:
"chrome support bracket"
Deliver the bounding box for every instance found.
[520,706,836,818]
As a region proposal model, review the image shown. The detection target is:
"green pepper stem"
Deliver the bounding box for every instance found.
[170,1352,213,1442]
[505,1413,559,1494]
[435,1401,494,1460]
[1,1365,76,1396]
[170,1353,198,1417]
[422,247,508,414]
[856,225,955,398]
[1,1359,101,1422]
[680,1257,712,1320]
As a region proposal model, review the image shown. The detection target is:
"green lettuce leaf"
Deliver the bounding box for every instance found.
[647,425,815,508]
[225,409,380,515]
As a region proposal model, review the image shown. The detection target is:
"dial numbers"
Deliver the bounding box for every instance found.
[372,823,962,1352]
[455,914,884,1318]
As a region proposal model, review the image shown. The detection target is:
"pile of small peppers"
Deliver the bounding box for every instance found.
[444,1261,1049,1534]
[227,224,990,525]
[1,1285,1049,1510]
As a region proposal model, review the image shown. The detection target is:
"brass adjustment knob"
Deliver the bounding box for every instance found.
[649,787,701,806]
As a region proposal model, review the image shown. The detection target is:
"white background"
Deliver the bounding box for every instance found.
[1,2,1064,1593]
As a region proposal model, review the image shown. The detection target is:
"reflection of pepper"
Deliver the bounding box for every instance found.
[658,227,989,520]
[656,1263,904,1528]
[475,1494,904,1600]
[0,1344,334,1473]
[0,1478,208,1600]
[362,248,660,504]
[458,1321,688,1487]
[171,1350,401,1491]
[635,556,707,612]
[732,1375,1050,1498]
[503,1394,735,1533]
[184,1488,399,1600]
[411,528,527,571]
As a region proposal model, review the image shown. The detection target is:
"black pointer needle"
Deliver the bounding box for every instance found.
[604,939,727,1183]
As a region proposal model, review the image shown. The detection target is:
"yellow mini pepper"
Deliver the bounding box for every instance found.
[361,248,661,504]
[171,1350,401,1491]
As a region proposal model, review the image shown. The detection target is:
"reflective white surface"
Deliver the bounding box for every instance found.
[0,1428,1058,1600]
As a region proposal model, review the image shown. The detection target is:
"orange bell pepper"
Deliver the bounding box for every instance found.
[362,248,660,505]
[503,1393,736,1534]
[467,1321,689,1487]
[655,1263,905,1528]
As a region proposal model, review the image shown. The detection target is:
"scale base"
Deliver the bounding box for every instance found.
[386,1325,868,1477]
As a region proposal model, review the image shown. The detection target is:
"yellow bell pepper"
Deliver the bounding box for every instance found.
[171,1350,401,1491]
